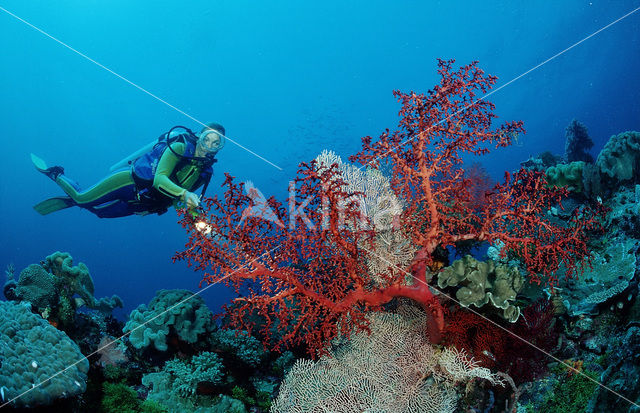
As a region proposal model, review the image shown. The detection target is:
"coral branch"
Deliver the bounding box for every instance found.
[175,59,604,355]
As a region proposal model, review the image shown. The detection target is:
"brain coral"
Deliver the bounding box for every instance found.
[0,300,89,408]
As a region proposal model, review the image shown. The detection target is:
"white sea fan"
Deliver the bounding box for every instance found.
[314,150,417,284]
[272,307,505,413]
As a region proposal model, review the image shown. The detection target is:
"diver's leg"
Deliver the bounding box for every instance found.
[54,169,134,204]
[53,169,145,218]
[31,153,135,204]
[32,154,142,217]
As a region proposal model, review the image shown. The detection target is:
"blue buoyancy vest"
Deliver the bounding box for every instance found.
[130,130,215,213]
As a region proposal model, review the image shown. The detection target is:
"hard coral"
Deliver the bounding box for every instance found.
[7,252,123,329]
[559,239,637,316]
[0,300,89,408]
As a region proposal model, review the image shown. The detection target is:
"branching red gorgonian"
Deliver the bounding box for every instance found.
[175,59,604,355]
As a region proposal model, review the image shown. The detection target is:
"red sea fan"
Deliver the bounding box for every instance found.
[444,299,558,384]
[442,308,507,369]
[175,59,603,356]
[175,166,443,356]
[462,162,495,211]
[497,298,558,384]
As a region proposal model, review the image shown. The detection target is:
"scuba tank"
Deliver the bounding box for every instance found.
[109,126,192,172]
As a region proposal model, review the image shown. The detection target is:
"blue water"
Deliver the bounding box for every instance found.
[1,0,638,318]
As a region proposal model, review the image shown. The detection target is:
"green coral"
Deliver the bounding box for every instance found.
[124,289,214,351]
[44,251,95,305]
[103,364,128,381]
[164,352,224,398]
[45,251,123,314]
[540,368,599,413]
[437,255,524,322]
[101,382,141,413]
[231,386,254,405]
[210,328,265,367]
[101,382,167,413]
[142,352,230,413]
[545,161,585,192]
[13,264,56,309]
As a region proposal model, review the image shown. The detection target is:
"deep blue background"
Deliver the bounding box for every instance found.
[1,1,638,318]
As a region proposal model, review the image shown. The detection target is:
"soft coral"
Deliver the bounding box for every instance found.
[175,59,603,355]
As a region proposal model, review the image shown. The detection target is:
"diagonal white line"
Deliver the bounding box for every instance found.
[0,245,281,409]
[0,6,283,171]
[355,5,640,173]
[359,242,640,409]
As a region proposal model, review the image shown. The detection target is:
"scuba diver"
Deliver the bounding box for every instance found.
[31,122,225,220]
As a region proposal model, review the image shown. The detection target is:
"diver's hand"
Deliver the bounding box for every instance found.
[182,191,200,209]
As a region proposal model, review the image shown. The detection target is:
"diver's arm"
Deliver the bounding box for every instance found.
[153,142,189,199]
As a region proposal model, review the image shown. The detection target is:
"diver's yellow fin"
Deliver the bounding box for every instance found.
[30,153,48,172]
[33,197,75,215]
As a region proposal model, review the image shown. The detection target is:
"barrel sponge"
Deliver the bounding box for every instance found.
[0,300,89,408]
[596,131,640,181]
[124,289,214,351]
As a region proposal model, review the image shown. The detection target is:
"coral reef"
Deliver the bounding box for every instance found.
[0,300,89,408]
[142,356,244,413]
[3,61,636,413]
[3,251,123,329]
[175,59,603,358]
[124,289,215,351]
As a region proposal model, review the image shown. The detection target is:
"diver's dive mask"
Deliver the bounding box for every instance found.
[197,129,225,154]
